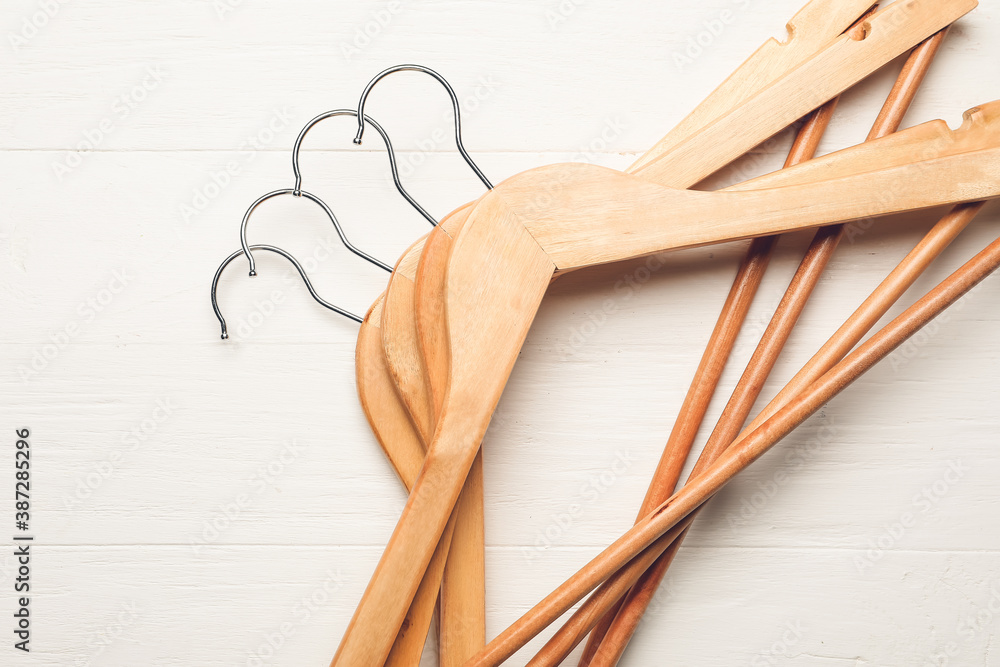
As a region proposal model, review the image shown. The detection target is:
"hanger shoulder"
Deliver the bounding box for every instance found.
[510,142,1000,270]
[356,299,457,667]
[441,195,555,420]
[412,206,484,667]
[415,205,473,422]
[377,198,478,445]
[634,0,977,187]
[369,203,488,664]
[415,226,458,421]
[356,299,426,488]
[394,235,424,281]
[730,102,1000,192]
[382,267,435,443]
[630,0,877,172]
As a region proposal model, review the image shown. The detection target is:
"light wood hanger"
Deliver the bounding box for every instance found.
[468,228,1000,666]
[410,96,838,667]
[331,1,981,659]
[342,3,976,660]
[430,99,1000,667]
[366,6,876,657]
[407,211,489,667]
[356,295,469,666]
[335,103,1000,665]
[433,105,998,666]
[409,0,977,420]
[370,94,1000,664]
[370,205,489,667]
[387,9,870,661]
[631,0,890,174]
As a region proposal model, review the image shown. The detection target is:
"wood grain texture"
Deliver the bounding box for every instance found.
[356,297,460,665]
[356,298,425,491]
[741,204,986,441]
[426,209,489,667]
[512,143,1000,269]
[364,200,489,665]
[340,16,1000,656]
[382,262,435,443]
[382,203,489,666]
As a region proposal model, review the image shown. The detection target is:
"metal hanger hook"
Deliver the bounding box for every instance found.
[292,109,437,226]
[239,188,393,277]
[354,64,493,190]
[212,244,364,340]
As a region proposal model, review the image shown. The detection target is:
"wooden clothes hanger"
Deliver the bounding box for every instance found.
[337,117,1000,667]
[359,8,880,661]
[357,27,870,657]
[367,95,1000,666]
[356,296,466,666]
[331,1,981,662]
[436,105,1000,667]
[397,0,972,394]
[354,136,1000,664]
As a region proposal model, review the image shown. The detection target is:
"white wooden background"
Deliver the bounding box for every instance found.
[2,1,1000,665]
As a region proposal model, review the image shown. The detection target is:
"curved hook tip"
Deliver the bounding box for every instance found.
[220,332,229,340]
[248,270,257,277]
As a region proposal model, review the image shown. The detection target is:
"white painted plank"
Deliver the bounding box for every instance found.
[5,546,999,666]
[1,1,998,153]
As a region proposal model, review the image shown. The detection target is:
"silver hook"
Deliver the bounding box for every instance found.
[212,244,364,340]
[292,109,437,226]
[239,188,392,277]
[354,64,493,190]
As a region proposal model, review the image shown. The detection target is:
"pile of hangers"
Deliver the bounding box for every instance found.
[211,0,1000,664]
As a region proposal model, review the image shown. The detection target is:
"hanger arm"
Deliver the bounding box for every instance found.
[516,144,1000,269]
[333,2,979,659]
[629,0,880,171]
[630,0,977,187]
